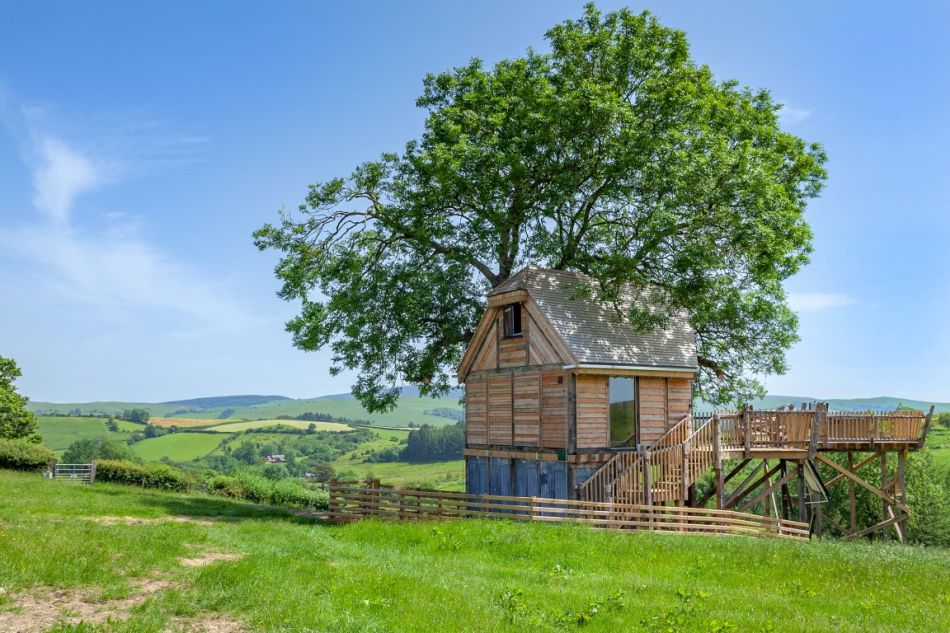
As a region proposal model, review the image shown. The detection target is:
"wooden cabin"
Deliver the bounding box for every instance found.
[458,268,699,499]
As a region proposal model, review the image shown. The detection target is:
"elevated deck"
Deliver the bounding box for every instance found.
[578,406,934,541]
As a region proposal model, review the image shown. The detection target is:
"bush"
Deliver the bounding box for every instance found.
[204,471,328,510]
[0,438,55,471]
[95,460,195,492]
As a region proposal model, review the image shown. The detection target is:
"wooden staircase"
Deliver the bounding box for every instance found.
[578,414,718,505]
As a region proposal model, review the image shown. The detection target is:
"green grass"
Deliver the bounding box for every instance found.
[130,433,229,462]
[326,426,464,489]
[0,470,947,631]
[37,416,140,452]
[926,425,950,468]
[205,419,352,433]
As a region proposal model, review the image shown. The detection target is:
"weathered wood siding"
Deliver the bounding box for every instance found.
[488,374,513,445]
[513,370,541,446]
[575,375,608,448]
[465,373,488,446]
[638,377,667,446]
[541,369,567,448]
[471,320,498,372]
[667,377,692,429]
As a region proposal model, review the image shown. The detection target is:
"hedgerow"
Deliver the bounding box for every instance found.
[0,439,55,471]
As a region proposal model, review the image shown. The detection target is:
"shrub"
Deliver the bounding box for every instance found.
[95,460,195,492]
[206,474,246,499]
[0,438,55,471]
[204,471,328,510]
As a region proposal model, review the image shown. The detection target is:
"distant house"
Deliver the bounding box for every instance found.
[265,454,286,463]
[457,267,698,499]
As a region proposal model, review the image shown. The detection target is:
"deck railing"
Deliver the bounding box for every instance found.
[328,480,810,540]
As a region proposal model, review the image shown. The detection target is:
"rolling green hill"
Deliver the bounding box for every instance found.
[29,390,464,428]
[0,471,947,631]
[35,416,141,453]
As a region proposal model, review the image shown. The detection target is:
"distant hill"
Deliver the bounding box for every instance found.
[697,395,950,413]
[160,395,291,408]
[29,390,949,426]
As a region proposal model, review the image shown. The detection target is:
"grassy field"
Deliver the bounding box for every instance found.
[927,425,950,468]
[29,394,464,428]
[148,417,221,428]
[36,416,141,452]
[130,433,228,462]
[326,426,465,490]
[206,419,352,433]
[0,470,947,632]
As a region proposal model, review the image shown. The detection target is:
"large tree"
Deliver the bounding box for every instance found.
[254,5,827,411]
[0,355,40,442]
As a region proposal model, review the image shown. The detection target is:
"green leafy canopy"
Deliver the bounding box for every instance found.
[0,355,40,443]
[254,4,827,411]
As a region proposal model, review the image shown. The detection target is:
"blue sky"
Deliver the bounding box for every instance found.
[1,1,948,403]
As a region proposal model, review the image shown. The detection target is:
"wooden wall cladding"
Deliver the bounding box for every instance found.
[487,374,513,445]
[541,370,567,448]
[667,377,692,429]
[575,374,608,448]
[638,377,667,445]
[465,374,488,446]
[513,371,541,446]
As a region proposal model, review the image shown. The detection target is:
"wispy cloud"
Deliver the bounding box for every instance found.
[788,292,854,312]
[29,136,110,223]
[778,102,812,126]
[1,100,257,335]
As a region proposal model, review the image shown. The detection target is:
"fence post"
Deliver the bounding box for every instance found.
[680,442,689,506]
[808,404,822,459]
[920,405,935,448]
[713,415,723,509]
[89,460,97,484]
[742,405,751,459]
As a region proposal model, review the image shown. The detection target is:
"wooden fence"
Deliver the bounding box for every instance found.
[328,480,810,541]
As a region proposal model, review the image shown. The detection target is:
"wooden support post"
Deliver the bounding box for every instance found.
[713,415,723,509]
[797,462,807,524]
[780,460,792,520]
[743,406,751,459]
[848,452,856,533]
[880,451,888,541]
[643,450,652,507]
[680,442,689,505]
[809,403,824,458]
[89,460,97,485]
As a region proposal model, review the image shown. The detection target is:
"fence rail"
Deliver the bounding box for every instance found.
[328,480,810,541]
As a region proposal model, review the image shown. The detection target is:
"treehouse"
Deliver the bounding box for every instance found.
[458,267,698,499]
[459,267,934,541]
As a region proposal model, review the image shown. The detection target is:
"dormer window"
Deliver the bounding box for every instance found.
[503,303,522,337]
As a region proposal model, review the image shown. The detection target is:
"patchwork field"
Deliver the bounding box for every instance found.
[205,419,352,433]
[36,416,140,452]
[0,470,947,631]
[130,433,227,462]
[29,393,464,428]
[148,417,221,428]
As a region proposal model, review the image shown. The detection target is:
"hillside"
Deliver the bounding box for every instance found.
[0,471,946,631]
[29,387,465,428]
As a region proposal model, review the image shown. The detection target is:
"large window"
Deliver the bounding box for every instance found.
[609,377,638,448]
[503,303,522,337]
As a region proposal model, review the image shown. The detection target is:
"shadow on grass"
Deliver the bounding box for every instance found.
[136,493,332,527]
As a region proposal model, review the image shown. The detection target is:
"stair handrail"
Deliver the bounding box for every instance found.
[578,414,694,503]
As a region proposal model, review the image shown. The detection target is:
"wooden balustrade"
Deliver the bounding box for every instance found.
[328,481,810,540]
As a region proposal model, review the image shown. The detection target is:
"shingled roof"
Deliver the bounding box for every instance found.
[490,268,698,371]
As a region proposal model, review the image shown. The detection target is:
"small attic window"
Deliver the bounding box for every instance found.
[503,303,522,337]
